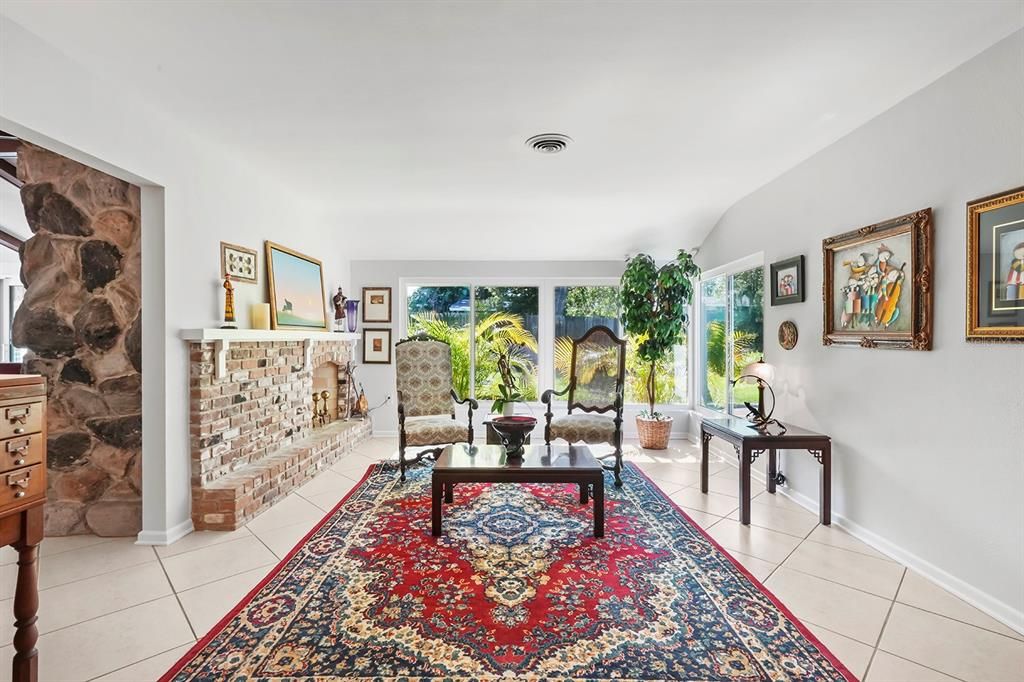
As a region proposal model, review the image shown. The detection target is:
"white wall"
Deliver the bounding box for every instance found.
[0,16,351,542]
[349,259,693,439]
[697,31,1024,629]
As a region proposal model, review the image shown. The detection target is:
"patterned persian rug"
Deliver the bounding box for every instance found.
[162,461,855,681]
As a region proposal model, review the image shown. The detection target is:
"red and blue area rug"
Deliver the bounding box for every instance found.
[162,461,856,681]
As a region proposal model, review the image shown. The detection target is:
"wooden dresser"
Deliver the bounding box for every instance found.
[0,375,45,682]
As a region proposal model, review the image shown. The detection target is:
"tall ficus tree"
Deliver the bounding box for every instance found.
[620,249,701,417]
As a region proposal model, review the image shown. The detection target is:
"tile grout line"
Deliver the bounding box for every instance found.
[862,566,906,681]
[892,601,1024,644]
[762,521,819,584]
[154,547,200,642]
[84,642,196,682]
[870,650,971,682]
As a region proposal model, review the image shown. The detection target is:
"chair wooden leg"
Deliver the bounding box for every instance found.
[613,444,623,488]
[399,446,407,482]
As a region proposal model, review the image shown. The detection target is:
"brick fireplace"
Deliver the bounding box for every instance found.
[183,330,370,530]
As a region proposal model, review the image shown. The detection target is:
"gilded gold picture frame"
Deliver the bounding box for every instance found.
[822,208,933,350]
[966,186,1024,342]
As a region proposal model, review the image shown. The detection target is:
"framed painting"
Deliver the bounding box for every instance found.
[362,287,392,323]
[770,255,805,305]
[966,186,1024,342]
[822,208,933,350]
[362,328,392,364]
[265,241,328,330]
[220,241,258,284]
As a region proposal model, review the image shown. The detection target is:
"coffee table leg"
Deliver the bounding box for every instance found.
[739,445,751,525]
[593,476,604,538]
[431,477,443,536]
[444,482,453,504]
[579,483,589,504]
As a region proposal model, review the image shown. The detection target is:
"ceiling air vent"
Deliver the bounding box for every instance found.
[525,133,572,154]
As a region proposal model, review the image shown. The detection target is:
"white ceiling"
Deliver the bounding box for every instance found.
[3,1,1022,260]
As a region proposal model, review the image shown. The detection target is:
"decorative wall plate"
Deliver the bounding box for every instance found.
[778,320,798,350]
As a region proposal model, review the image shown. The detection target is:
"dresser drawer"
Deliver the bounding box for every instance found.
[0,401,43,440]
[0,433,43,474]
[0,465,45,510]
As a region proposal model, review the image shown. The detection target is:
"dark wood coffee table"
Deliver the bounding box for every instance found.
[431,443,604,538]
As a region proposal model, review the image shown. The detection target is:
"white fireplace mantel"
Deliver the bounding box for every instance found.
[180,328,360,379]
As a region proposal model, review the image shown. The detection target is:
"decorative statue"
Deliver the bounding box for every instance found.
[332,287,347,332]
[222,274,237,329]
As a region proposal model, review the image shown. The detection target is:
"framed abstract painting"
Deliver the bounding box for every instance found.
[822,208,933,350]
[966,186,1024,342]
[769,255,805,305]
[265,241,328,331]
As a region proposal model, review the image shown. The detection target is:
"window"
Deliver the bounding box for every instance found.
[404,278,693,407]
[553,285,620,393]
[700,263,764,413]
[406,285,471,397]
[405,284,539,401]
[473,286,538,400]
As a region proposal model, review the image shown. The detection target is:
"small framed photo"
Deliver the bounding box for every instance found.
[362,328,392,364]
[220,242,258,284]
[770,255,804,306]
[362,287,392,323]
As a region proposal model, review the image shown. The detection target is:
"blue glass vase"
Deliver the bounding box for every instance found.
[345,299,359,332]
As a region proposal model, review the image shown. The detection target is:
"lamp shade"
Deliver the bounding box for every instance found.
[740,358,775,384]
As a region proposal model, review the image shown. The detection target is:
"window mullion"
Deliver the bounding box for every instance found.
[469,284,477,400]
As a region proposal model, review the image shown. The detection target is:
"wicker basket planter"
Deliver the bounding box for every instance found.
[636,415,672,450]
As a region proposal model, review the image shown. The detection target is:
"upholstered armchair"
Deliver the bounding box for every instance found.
[542,325,626,487]
[396,337,477,481]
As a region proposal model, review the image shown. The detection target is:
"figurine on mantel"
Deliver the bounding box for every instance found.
[222,274,237,329]
[332,286,347,332]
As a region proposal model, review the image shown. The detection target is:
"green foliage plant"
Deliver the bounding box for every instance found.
[620,249,701,419]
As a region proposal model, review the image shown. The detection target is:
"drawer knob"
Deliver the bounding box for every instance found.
[14,491,24,499]
[12,428,24,435]
[14,459,24,466]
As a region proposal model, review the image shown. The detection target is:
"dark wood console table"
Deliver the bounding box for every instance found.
[700,415,831,526]
[0,375,46,682]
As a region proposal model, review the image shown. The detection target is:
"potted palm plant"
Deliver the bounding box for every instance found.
[620,249,701,449]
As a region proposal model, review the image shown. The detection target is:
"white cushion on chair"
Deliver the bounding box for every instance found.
[549,413,616,446]
[405,416,470,446]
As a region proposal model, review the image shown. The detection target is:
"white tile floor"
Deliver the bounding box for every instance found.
[0,437,1021,681]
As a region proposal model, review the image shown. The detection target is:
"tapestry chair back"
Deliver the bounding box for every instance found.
[567,326,626,413]
[395,339,455,417]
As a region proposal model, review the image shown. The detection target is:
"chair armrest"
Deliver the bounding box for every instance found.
[541,382,572,406]
[451,389,478,411]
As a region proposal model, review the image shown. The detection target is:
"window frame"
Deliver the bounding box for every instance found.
[399,276,694,410]
[696,252,765,416]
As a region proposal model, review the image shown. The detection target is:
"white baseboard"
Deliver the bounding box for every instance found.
[136,518,193,546]
[777,484,1024,636]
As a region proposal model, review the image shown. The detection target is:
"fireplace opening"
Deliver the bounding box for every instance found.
[312,361,340,426]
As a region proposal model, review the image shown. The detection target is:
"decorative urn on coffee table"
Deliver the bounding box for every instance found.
[487,416,537,459]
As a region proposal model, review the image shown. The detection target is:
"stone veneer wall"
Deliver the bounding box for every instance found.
[189,339,369,529]
[13,142,142,536]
